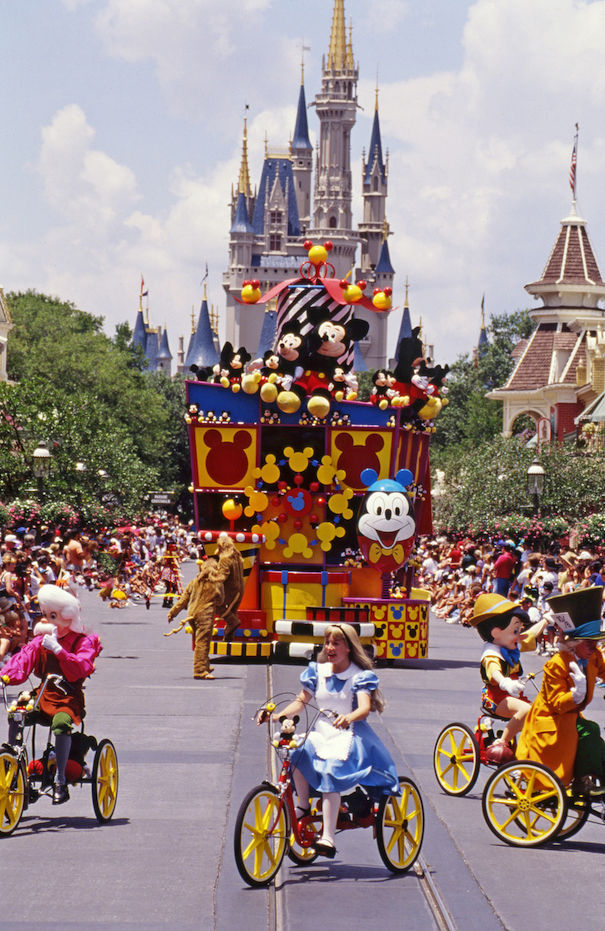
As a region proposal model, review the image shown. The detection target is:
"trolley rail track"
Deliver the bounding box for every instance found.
[265,665,457,931]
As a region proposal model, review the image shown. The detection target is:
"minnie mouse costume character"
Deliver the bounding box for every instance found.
[1,585,102,804]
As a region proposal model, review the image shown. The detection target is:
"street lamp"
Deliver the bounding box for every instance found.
[32,441,52,502]
[527,457,545,516]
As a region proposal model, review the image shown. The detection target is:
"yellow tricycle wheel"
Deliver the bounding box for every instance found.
[0,750,26,837]
[482,761,567,847]
[92,739,119,823]
[433,722,480,796]
[234,784,288,886]
[376,776,424,873]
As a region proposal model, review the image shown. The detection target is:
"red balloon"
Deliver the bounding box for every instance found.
[324,241,333,251]
[309,513,319,524]
[303,240,313,250]
[373,288,381,295]
[357,280,367,291]
[294,520,303,530]
[278,513,288,524]
[310,482,319,493]
[339,279,349,289]
[278,481,288,491]
[242,279,251,287]
[271,497,280,507]
[384,287,392,297]
[251,279,260,289]
[316,497,326,508]
[293,474,304,485]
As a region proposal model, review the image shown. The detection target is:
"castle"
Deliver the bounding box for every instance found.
[222,0,395,370]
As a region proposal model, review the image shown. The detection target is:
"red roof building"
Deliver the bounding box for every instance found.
[488,202,605,441]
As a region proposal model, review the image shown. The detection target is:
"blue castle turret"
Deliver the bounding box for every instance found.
[186,284,220,371]
[157,325,173,375]
[257,306,278,358]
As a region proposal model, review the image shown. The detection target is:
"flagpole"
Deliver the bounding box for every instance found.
[570,124,579,205]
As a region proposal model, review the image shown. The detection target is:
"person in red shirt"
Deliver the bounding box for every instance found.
[491,544,516,596]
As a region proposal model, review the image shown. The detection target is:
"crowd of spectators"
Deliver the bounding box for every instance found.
[414,536,605,643]
[0,517,201,667]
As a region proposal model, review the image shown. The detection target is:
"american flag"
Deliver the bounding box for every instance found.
[140,274,148,298]
[569,129,578,199]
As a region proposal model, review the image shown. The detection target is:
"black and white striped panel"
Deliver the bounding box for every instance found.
[276,285,355,368]
[274,620,375,638]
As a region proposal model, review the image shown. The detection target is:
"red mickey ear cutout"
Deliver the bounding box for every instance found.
[204,429,222,448]
[334,432,354,451]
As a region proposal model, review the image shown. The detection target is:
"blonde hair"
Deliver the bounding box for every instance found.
[318,623,385,713]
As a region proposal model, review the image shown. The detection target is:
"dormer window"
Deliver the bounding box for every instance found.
[269,234,282,251]
[270,210,283,225]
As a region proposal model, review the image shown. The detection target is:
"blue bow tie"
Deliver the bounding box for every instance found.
[501,646,520,666]
[576,658,588,672]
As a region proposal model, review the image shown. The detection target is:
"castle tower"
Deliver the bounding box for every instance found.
[291,66,313,233]
[309,0,359,277]
[186,283,220,371]
[156,325,173,376]
[359,90,388,274]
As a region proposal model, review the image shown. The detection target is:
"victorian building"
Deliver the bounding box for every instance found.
[488,200,605,442]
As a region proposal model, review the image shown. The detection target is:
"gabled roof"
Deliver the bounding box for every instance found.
[252,157,301,237]
[292,82,312,151]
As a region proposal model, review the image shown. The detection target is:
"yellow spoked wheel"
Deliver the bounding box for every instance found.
[376,776,424,873]
[557,792,590,840]
[234,784,288,886]
[482,761,567,847]
[92,739,119,823]
[0,750,26,837]
[433,723,480,796]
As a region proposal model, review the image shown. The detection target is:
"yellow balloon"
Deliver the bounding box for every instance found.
[308,245,328,265]
[241,285,261,304]
[372,292,392,310]
[343,284,363,303]
[223,499,243,520]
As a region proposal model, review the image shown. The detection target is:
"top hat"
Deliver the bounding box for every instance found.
[546,587,605,640]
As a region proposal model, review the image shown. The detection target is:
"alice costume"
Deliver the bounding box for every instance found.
[291,661,400,799]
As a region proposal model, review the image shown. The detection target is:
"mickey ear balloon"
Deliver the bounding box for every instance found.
[356,469,416,574]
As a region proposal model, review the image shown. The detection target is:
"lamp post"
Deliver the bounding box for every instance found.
[527,457,545,517]
[32,441,52,503]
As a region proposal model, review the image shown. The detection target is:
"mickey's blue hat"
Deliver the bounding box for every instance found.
[360,468,413,492]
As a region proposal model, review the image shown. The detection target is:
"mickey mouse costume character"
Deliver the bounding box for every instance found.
[517,586,605,792]
[471,593,547,763]
[1,585,102,804]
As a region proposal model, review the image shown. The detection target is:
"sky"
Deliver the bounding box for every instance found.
[3,0,605,365]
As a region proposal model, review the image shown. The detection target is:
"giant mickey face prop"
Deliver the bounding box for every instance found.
[357,469,416,573]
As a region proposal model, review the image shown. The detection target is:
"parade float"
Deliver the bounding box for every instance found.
[185,242,447,663]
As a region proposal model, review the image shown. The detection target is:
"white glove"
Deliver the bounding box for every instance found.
[569,661,587,705]
[41,629,63,656]
[500,676,525,698]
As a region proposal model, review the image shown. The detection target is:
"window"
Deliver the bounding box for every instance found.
[270,211,282,225]
[269,234,282,251]
[329,216,337,229]
[373,177,379,192]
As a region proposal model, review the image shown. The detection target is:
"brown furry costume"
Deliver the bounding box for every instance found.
[215,536,245,640]
[167,561,224,679]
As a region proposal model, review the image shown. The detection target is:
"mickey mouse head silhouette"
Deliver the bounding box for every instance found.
[204,430,252,486]
[334,433,384,489]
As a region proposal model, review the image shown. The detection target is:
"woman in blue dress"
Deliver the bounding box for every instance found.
[262,623,400,858]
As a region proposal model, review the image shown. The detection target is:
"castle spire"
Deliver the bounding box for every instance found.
[238,117,251,197]
[327,0,347,70]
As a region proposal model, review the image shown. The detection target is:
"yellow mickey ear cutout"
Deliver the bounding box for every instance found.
[283,446,314,473]
[254,520,280,550]
[244,485,269,517]
[253,454,281,485]
[283,533,313,559]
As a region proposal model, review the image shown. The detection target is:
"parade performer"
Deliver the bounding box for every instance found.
[167,559,224,680]
[471,593,547,762]
[215,534,245,641]
[1,585,102,804]
[259,623,399,858]
[517,586,605,792]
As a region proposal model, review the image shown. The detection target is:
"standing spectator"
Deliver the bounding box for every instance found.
[64,531,85,573]
[491,543,516,596]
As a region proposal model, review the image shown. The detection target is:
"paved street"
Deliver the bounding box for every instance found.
[3,562,605,931]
